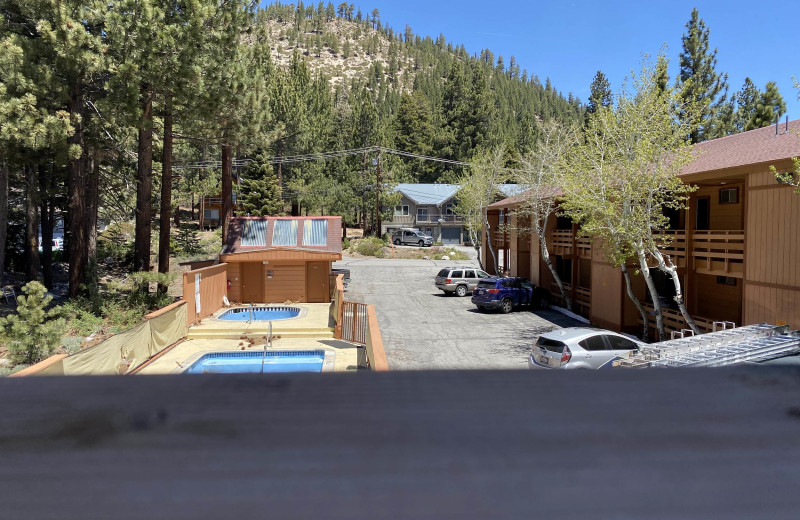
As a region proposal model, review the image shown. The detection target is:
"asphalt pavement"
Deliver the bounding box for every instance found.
[334,249,583,370]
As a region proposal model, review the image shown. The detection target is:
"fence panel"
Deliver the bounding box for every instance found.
[341,301,369,344]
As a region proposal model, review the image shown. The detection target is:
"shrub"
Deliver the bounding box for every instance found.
[172,225,204,256]
[0,282,65,365]
[355,238,385,258]
[342,238,351,250]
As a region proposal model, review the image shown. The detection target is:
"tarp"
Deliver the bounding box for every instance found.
[34,302,188,376]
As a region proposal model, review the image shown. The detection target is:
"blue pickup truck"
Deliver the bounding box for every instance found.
[471,277,550,313]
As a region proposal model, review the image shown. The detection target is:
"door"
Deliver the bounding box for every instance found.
[306,262,328,303]
[441,226,461,244]
[696,197,710,230]
[241,262,263,303]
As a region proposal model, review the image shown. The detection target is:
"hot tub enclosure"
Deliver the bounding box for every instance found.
[221,216,343,304]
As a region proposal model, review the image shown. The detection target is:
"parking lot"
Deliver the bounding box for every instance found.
[334,254,582,370]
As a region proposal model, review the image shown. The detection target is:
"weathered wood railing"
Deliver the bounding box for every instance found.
[692,230,745,276]
[654,229,687,263]
[549,229,574,256]
[640,303,717,337]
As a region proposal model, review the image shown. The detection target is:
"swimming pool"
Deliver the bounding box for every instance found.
[219,306,301,321]
[182,350,330,374]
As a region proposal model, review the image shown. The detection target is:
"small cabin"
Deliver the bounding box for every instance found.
[221,216,343,304]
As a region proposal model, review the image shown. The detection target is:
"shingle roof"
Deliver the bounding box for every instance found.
[681,119,800,176]
[395,183,524,206]
[223,216,342,255]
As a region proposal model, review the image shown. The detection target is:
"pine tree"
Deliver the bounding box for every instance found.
[677,8,729,143]
[733,77,761,132]
[749,81,786,130]
[586,70,612,122]
[240,150,283,216]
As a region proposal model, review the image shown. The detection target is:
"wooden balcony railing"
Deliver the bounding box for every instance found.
[416,214,464,224]
[641,303,717,336]
[386,215,415,225]
[550,282,591,316]
[492,228,507,248]
[692,230,744,277]
[549,229,574,256]
[577,236,592,259]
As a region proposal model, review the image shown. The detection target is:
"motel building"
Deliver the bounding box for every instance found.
[483,120,800,337]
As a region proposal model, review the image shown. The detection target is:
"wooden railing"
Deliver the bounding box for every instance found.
[386,215,415,225]
[549,281,591,317]
[577,236,592,259]
[416,214,464,223]
[549,229,574,256]
[641,303,717,337]
[692,230,744,277]
[575,286,591,309]
[654,229,687,259]
[492,228,507,248]
[341,301,369,345]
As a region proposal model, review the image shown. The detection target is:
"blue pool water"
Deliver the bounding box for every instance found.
[219,306,301,321]
[184,351,325,374]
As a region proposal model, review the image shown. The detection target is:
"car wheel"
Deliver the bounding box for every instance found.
[500,298,513,314]
[418,240,424,247]
[455,285,467,297]
[394,239,400,245]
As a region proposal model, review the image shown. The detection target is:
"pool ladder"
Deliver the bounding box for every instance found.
[247,303,254,324]
[260,321,272,374]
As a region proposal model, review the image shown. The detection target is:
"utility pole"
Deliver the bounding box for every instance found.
[374,152,382,237]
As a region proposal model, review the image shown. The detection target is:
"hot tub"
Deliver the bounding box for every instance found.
[219,306,301,321]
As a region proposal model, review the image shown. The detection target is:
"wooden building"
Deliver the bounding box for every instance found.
[484,120,800,334]
[221,216,342,304]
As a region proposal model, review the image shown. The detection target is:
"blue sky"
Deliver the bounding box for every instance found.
[359,0,800,118]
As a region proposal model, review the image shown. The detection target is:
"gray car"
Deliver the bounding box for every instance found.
[435,267,491,297]
[528,327,644,369]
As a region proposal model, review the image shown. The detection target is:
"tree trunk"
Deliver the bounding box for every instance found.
[24,164,40,282]
[158,95,174,293]
[621,263,648,341]
[540,234,571,312]
[0,159,8,287]
[86,149,99,262]
[39,164,54,290]
[537,216,571,311]
[221,142,233,245]
[652,248,701,335]
[68,83,87,297]
[482,213,499,274]
[134,90,154,272]
[637,246,665,341]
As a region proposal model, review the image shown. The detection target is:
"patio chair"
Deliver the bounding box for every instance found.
[3,286,17,305]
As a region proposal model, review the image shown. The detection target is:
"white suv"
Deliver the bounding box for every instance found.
[435,267,490,297]
[529,327,644,369]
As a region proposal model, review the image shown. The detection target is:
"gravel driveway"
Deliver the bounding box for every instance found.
[334,252,583,370]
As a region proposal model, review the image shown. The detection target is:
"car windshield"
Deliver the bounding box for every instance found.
[536,337,568,353]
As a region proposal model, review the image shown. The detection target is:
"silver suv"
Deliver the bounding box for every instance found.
[528,327,644,369]
[435,267,491,297]
[392,229,433,247]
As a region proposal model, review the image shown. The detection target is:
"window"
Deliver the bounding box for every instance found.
[394,205,409,216]
[302,219,327,246]
[444,202,455,215]
[451,271,463,278]
[579,335,608,351]
[719,187,739,204]
[604,335,638,351]
[716,276,737,286]
[272,219,298,246]
[465,270,476,279]
[476,270,489,278]
[417,207,429,221]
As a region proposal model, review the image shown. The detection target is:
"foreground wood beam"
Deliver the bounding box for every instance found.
[0,369,799,518]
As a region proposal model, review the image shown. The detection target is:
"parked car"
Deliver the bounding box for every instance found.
[392,229,433,247]
[471,276,550,313]
[528,327,644,369]
[435,267,491,296]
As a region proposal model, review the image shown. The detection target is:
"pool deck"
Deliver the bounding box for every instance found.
[187,303,334,339]
[137,303,362,374]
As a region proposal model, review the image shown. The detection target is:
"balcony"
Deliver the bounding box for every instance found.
[492,228,507,249]
[415,214,464,224]
[549,229,574,256]
[692,230,744,278]
[549,282,591,316]
[577,236,592,259]
[385,215,415,226]
[641,303,717,336]
[654,230,687,267]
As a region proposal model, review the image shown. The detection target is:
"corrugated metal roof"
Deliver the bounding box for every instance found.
[395,183,523,206]
[272,220,298,246]
[241,220,267,246]
[395,184,460,206]
[302,219,328,246]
